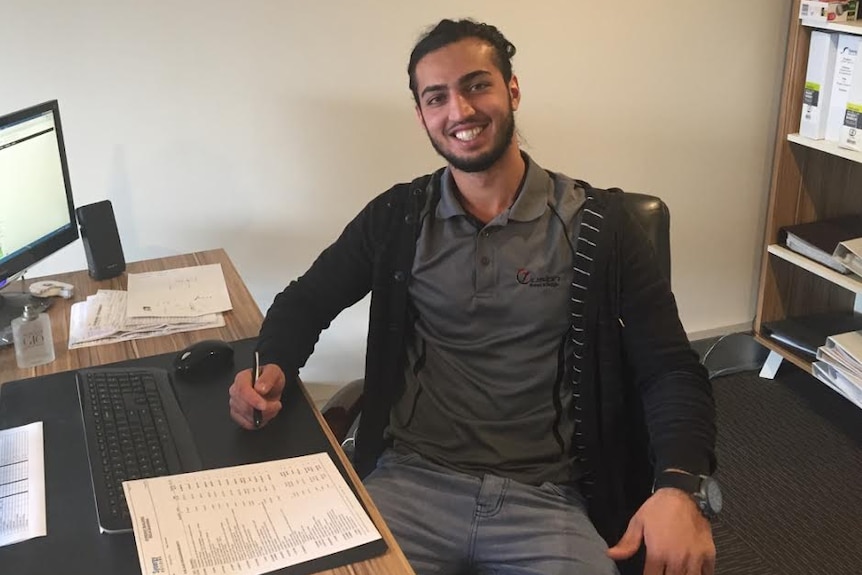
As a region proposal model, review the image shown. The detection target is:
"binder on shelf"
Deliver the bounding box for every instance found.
[813,329,862,409]
[834,236,862,276]
[812,360,862,408]
[839,36,862,150]
[801,30,838,140]
[826,34,862,142]
[763,311,862,359]
[779,215,862,273]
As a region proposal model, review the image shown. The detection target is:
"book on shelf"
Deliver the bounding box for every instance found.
[763,311,862,359]
[779,215,862,273]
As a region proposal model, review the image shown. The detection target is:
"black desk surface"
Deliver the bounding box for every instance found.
[0,338,384,574]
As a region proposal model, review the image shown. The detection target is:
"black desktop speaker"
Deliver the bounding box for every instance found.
[76,200,126,280]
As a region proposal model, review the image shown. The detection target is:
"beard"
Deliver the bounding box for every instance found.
[426,105,516,173]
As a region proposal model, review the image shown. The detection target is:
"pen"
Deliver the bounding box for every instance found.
[252,351,263,429]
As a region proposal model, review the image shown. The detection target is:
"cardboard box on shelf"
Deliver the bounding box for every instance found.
[801,0,859,22]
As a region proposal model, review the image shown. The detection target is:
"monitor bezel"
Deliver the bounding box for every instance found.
[0,99,79,286]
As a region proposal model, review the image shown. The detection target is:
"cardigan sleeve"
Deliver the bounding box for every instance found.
[616,205,717,476]
[255,190,391,380]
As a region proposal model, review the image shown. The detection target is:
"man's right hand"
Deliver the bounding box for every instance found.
[228,363,286,430]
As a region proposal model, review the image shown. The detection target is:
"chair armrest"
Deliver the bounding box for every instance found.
[320,378,365,443]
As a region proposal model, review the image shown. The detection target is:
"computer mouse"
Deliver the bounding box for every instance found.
[173,339,235,379]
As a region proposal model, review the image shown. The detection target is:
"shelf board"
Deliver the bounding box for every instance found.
[753,333,813,374]
[802,18,862,35]
[767,244,862,293]
[787,133,862,163]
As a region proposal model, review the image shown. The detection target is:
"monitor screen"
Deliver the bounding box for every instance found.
[0,100,78,341]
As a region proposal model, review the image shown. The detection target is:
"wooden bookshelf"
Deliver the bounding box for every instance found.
[755,2,862,376]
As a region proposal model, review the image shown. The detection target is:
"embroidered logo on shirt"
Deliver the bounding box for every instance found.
[516,268,561,288]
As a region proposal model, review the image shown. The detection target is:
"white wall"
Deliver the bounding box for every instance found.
[2,1,790,385]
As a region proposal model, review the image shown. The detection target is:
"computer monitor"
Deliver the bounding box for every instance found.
[0,100,78,341]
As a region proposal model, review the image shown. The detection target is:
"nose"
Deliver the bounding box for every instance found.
[448,93,475,121]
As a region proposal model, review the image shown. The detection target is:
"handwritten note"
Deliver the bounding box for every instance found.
[0,422,46,547]
[125,264,233,318]
[123,453,381,575]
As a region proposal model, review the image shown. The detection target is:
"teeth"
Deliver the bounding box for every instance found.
[454,127,483,141]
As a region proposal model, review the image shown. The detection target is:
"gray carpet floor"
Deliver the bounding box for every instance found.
[711,367,862,575]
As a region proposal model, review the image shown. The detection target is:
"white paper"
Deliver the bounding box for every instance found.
[0,422,46,547]
[68,290,225,349]
[123,453,381,575]
[126,264,233,318]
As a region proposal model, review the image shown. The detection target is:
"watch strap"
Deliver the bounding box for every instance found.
[653,470,702,494]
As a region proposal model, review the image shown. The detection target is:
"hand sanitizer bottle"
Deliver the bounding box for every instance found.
[12,304,56,368]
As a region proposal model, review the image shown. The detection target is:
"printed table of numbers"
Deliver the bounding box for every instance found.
[123,452,381,575]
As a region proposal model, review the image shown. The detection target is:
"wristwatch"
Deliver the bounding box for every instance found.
[654,470,723,519]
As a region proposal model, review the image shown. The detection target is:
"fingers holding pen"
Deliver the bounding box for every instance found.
[228,363,286,429]
[253,363,286,399]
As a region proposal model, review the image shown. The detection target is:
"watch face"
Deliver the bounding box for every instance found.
[704,477,723,514]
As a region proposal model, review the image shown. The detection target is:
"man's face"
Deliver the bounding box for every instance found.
[414,38,520,173]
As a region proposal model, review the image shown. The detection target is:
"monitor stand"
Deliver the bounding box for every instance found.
[0,291,52,348]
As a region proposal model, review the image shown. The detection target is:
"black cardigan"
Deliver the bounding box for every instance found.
[257,169,716,548]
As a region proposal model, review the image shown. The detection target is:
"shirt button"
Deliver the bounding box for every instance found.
[481,230,490,237]
[480,257,490,266]
[393,271,406,282]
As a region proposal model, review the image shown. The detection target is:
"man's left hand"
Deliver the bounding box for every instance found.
[606,488,716,575]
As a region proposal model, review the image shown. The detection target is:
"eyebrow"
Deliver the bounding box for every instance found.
[420,70,493,99]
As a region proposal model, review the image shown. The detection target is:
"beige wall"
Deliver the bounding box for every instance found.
[1,1,790,384]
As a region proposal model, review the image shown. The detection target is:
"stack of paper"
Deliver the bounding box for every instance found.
[813,330,862,409]
[68,264,233,349]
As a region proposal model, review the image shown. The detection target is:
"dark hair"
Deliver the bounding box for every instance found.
[407,19,517,104]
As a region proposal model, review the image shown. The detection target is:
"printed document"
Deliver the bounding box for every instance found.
[68,290,224,349]
[126,263,233,317]
[0,422,46,547]
[123,452,381,575]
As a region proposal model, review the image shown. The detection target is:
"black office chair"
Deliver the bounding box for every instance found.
[321,191,672,450]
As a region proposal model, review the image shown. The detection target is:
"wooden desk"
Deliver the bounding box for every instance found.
[0,249,415,575]
[0,249,261,385]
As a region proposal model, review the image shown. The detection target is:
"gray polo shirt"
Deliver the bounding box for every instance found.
[387,153,586,486]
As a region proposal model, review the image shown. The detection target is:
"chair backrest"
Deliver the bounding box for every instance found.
[621,192,671,285]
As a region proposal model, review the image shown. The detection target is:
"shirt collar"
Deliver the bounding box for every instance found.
[436,152,551,223]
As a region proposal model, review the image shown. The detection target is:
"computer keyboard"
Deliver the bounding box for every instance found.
[76,367,202,534]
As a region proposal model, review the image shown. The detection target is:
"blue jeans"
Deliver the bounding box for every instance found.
[363,449,619,575]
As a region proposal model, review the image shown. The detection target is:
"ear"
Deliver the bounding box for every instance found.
[509,75,521,111]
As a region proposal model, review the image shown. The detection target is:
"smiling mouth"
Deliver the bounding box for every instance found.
[453,126,485,141]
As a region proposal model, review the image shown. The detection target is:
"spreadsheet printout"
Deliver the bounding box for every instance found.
[123,452,382,575]
[0,422,46,547]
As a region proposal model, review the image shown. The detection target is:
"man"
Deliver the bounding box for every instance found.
[229,18,718,575]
